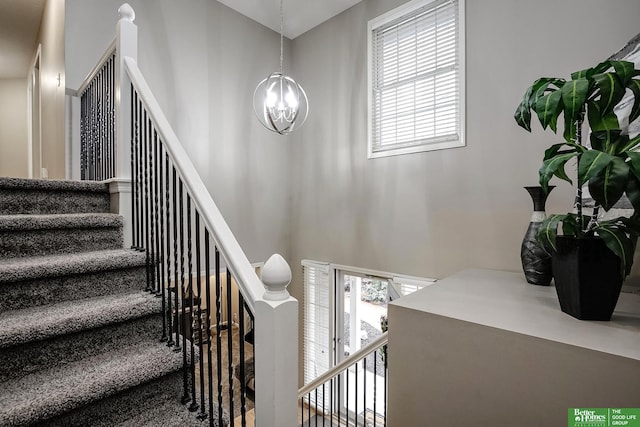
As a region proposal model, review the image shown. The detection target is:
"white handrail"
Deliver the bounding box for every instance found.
[123,57,264,311]
[76,39,116,96]
[298,332,388,398]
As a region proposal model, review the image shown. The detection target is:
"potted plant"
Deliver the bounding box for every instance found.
[514,59,640,320]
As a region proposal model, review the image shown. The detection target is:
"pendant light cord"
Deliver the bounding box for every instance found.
[279,0,284,73]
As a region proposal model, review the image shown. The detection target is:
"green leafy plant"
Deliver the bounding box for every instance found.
[514,59,640,276]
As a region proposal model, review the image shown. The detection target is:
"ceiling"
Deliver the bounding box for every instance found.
[216,0,364,39]
[0,0,361,79]
[0,0,46,78]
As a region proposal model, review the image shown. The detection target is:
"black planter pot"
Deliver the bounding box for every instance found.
[552,236,623,321]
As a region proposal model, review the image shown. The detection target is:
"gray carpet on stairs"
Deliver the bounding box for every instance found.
[0,213,124,258]
[0,176,110,215]
[0,177,218,426]
[0,291,161,348]
[0,249,147,311]
[0,339,191,425]
[0,313,162,383]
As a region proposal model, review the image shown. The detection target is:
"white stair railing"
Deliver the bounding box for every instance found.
[74,4,298,427]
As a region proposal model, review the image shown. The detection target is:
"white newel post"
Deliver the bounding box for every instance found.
[109,3,138,248]
[255,254,299,427]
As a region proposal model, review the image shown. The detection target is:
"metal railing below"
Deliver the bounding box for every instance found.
[298,332,388,427]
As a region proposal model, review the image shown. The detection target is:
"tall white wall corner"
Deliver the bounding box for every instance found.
[262,253,292,301]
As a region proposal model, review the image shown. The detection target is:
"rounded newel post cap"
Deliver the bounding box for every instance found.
[262,253,291,301]
[118,3,135,22]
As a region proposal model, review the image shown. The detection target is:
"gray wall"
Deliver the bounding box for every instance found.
[38,0,66,179]
[289,0,640,296]
[0,79,28,177]
[66,0,292,264]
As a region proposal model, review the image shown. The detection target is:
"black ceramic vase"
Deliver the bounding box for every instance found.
[520,186,554,286]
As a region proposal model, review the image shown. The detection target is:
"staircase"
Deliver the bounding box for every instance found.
[0,177,227,426]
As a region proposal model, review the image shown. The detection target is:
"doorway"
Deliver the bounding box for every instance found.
[28,46,42,178]
[337,271,388,361]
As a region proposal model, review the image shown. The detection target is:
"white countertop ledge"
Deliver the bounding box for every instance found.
[391,269,640,361]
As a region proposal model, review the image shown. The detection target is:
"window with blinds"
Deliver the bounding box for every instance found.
[368,0,465,158]
[302,261,332,408]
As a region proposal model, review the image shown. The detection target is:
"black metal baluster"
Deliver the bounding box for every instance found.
[355,362,358,427]
[109,55,115,178]
[98,64,104,180]
[330,378,334,427]
[153,130,161,295]
[374,351,377,427]
[195,217,205,417]
[148,125,157,296]
[337,374,341,426]
[238,292,246,426]
[205,231,214,424]
[322,383,326,426]
[132,92,139,249]
[314,388,318,426]
[136,97,143,250]
[94,78,98,179]
[94,73,99,180]
[215,247,224,427]
[383,360,387,427]
[187,195,198,412]
[88,82,93,179]
[158,142,167,342]
[363,358,367,427]
[179,180,190,404]
[105,58,110,178]
[226,269,235,423]
[144,112,152,291]
[100,62,105,179]
[93,78,98,180]
[344,368,350,424]
[102,62,107,179]
[300,397,305,426]
[172,168,180,349]
[165,154,174,347]
[80,92,85,179]
[98,62,102,179]
[130,85,136,248]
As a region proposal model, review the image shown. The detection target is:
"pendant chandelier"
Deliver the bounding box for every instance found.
[253,0,308,135]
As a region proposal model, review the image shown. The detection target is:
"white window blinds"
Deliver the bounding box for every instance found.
[302,260,332,388]
[369,0,464,157]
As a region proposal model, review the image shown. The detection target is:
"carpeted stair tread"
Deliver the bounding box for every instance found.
[37,370,228,427]
[0,177,110,215]
[0,313,162,383]
[0,340,186,426]
[0,291,161,349]
[0,176,109,192]
[0,249,145,283]
[0,213,122,230]
[0,213,124,258]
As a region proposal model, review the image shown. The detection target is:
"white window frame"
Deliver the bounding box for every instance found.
[367,0,466,159]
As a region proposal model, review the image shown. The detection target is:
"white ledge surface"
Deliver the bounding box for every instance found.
[391,269,640,361]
